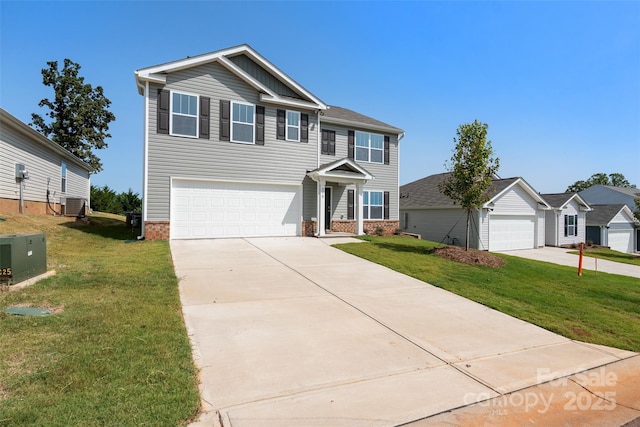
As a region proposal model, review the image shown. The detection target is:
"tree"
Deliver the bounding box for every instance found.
[31,59,115,172]
[439,120,500,250]
[566,173,635,192]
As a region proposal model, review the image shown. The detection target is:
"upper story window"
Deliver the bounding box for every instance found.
[61,162,67,193]
[171,92,198,137]
[231,101,255,144]
[286,111,300,141]
[355,131,384,163]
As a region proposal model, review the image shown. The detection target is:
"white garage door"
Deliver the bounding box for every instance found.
[171,179,301,239]
[490,215,535,251]
[608,229,634,253]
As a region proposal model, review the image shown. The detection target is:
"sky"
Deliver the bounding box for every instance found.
[1,1,639,196]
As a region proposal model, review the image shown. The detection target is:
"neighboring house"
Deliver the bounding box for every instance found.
[399,173,550,251]
[134,44,404,240]
[585,204,638,254]
[0,108,92,216]
[579,185,640,213]
[541,193,591,247]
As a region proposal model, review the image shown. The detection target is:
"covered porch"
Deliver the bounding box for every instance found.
[307,158,373,237]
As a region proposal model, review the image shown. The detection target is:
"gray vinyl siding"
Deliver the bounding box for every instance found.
[228,54,302,99]
[320,126,400,221]
[302,176,317,219]
[1,115,90,205]
[402,208,479,249]
[146,62,319,221]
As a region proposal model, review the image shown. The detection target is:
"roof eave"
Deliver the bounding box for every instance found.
[321,115,404,136]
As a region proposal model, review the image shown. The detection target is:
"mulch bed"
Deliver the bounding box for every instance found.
[431,245,506,268]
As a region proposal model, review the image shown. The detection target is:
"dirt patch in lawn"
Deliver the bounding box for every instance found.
[432,246,506,268]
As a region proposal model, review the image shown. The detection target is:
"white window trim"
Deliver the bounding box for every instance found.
[286,110,300,142]
[170,90,199,138]
[231,100,255,144]
[355,130,384,164]
[363,190,384,220]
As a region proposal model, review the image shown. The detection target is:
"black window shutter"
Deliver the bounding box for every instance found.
[384,136,390,165]
[574,215,578,236]
[347,190,354,220]
[321,130,328,154]
[329,130,335,155]
[199,97,210,139]
[348,130,354,159]
[301,113,308,142]
[384,191,390,219]
[564,215,568,237]
[255,105,265,145]
[220,100,230,141]
[277,109,285,140]
[157,89,170,134]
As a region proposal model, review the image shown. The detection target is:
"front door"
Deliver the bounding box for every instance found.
[324,187,332,231]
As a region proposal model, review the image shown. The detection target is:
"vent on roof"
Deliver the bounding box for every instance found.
[61,197,87,217]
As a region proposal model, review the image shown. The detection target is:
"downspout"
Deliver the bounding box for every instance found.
[315,109,322,236]
[397,132,404,232]
[138,81,150,240]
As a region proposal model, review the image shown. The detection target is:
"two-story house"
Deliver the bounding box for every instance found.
[134,45,404,240]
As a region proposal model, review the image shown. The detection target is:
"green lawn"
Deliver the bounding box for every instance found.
[336,236,640,352]
[0,213,200,426]
[568,248,640,266]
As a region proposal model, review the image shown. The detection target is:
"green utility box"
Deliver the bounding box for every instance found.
[0,234,47,285]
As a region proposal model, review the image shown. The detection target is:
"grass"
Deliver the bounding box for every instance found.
[0,213,200,426]
[336,236,640,352]
[568,248,640,266]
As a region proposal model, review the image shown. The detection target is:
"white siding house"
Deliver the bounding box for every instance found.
[541,193,591,247]
[0,108,92,216]
[400,173,550,251]
[585,204,638,253]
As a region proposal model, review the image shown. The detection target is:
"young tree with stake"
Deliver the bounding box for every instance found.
[439,120,500,250]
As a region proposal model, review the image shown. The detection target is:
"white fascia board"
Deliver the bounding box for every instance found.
[260,94,326,110]
[240,46,327,108]
[1,109,94,173]
[487,178,551,209]
[321,115,403,135]
[217,56,277,97]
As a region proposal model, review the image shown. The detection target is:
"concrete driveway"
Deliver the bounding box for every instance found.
[171,237,639,426]
[496,247,640,278]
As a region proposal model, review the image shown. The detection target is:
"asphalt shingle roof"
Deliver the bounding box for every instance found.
[323,106,404,133]
[585,204,628,226]
[540,193,575,208]
[399,172,519,208]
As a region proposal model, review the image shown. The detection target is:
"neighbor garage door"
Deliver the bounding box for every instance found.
[171,179,301,239]
[608,229,634,254]
[489,215,535,251]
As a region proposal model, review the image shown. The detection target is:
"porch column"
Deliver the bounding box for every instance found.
[318,180,326,237]
[356,182,364,235]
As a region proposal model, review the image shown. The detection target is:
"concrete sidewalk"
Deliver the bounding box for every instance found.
[497,247,640,278]
[172,237,639,426]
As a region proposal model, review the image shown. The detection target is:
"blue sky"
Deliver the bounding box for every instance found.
[1,1,639,195]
